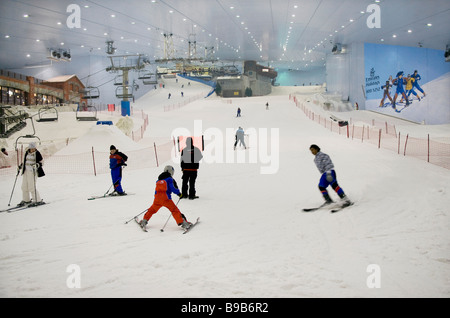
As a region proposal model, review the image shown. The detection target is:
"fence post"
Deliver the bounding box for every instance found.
[347,125,349,138]
[378,129,382,149]
[154,142,159,167]
[404,134,409,156]
[92,146,97,176]
[362,126,365,142]
[398,132,401,154]
[428,134,430,163]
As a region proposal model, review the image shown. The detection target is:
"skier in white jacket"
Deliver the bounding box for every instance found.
[234,127,246,150]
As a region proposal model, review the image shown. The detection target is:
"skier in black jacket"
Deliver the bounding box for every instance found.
[180,137,203,200]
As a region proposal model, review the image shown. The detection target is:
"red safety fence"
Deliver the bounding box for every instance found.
[290,94,450,170]
[0,140,175,177]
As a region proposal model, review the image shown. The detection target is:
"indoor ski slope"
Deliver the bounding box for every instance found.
[0,76,449,298]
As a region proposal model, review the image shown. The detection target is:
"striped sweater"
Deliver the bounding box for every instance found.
[314,151,334,174]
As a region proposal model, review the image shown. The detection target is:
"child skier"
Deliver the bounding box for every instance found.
[109,145,127,196]
[139,165,192,231]
[309,144,351,207]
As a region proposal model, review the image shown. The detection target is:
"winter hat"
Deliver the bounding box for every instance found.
[396,71,404,77]
[29,142,36,149]
[110,145,117,150]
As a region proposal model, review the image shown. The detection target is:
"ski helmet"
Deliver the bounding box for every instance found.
[164,165,175,176]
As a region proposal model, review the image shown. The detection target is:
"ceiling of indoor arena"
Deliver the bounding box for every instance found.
[0,0,449,70]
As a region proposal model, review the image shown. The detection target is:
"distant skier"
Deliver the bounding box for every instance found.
[392,71,410,110]
[411,70,426,98]
[109,145,127,196]
[18,142,45,207]
[236,107,241,117]
[138,165,192,231]
[309,144,351,207]
[266,102,269,110]
[234,127,247,150]
[168,93,171,99]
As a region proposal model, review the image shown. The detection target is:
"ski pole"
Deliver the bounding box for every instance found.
[124,208,148,224]
[7,167,21,206]
[160,196,182,232]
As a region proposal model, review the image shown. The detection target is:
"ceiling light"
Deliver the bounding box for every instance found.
[408,29,412,33]
[392,34,397,38]
[5,35,10,38]
[427,23,432,27]
[23,14,29,18]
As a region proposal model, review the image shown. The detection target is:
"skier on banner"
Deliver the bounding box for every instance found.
[411,70,426,98]
[309,144,351,207]
[138,165,192,231]
[392,71,410,110]
[18,142,45,207]
[109,145,128,196]
[379,76,393,107]
[400,74,421,103]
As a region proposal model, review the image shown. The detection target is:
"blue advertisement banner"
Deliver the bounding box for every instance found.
[364,43,450,124]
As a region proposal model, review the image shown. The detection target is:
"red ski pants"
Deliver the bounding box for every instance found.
[144,196,183,225]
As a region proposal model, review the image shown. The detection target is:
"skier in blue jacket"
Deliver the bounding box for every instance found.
[411,70,426,98]
[310,144,351,206]
[392,71,410,110]
[109,145,127,195]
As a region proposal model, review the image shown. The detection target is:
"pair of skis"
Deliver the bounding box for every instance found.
[88,193,134,200]
[303,201,353,213]
[134,216,200,234]
[0,201,47,213]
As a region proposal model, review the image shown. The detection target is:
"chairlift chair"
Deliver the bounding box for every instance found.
[115,86,134,100]
[76,105,98,121]
[114,75,124,86]
[14,116,41,149]
[82,86,100,99]
[36,106,58,122]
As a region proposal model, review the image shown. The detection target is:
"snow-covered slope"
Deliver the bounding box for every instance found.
[0,76,449,298]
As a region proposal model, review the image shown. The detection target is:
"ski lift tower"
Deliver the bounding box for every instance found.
[106,54,145,116]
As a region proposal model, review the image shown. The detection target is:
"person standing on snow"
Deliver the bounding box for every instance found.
[138,165,192,231]
[109,145,127,196]
[18,142,45,207]
[234,127,246,150]
[309,144,351,207]
[180,137,203,200]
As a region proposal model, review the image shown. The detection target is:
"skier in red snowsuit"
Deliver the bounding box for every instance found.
[139,166,192,230]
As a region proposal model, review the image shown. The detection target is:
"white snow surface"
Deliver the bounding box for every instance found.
[1,77,450,298]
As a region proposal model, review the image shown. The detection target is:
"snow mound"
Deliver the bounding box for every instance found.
[55,124,144,155]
